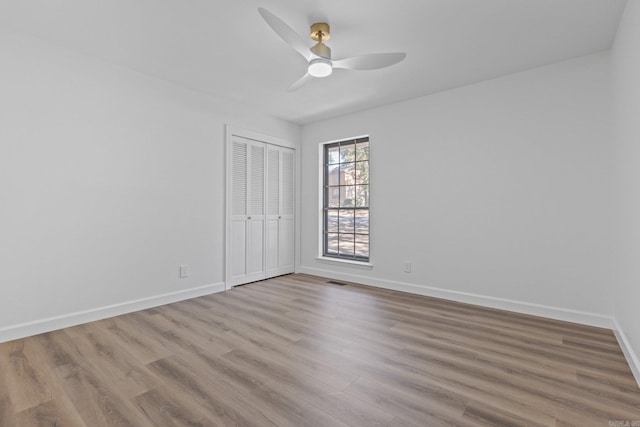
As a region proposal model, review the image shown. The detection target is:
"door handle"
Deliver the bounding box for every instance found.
[247,216,252,220]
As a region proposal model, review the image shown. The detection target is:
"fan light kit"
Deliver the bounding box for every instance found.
[258,7,406,91]
[308,58,332,77]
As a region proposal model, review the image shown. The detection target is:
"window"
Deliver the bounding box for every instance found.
[323,137,369,261]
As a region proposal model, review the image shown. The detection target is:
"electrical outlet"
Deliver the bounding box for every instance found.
[403,261,411,273]
[179,265,190,278]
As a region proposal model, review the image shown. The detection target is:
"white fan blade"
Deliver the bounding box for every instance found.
[288,73,313,92]
[258,8,313,61]
[332,52,406,71]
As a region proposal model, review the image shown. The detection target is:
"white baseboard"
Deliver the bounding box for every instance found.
[0,282,226,343]
[298,266,614,329]
[613,318,640,388]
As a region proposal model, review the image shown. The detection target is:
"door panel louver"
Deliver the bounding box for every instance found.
[267,148,280,215]
[232,142,247,216]
[282,150,295,215]
[250,144,265,215]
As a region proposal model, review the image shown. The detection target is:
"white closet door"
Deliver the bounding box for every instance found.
[265,146,295,278]
[265,146,280,278]
[247,142,266,281]
[278,147,295,274]
[229,136,266,286]
[229,139,248,285]
[227,130,295,286]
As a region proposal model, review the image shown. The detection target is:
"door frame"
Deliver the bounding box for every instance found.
[225,125,298,290]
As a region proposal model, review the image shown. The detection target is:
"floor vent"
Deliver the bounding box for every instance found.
[326,280,348,286]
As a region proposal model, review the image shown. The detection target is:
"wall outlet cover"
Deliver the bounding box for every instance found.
[179,265,190,278]
[403,261,411,273]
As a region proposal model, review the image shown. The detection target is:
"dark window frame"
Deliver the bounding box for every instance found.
[322,137,370,262]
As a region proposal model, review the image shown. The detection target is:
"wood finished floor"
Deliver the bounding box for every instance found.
[1,274,639,426]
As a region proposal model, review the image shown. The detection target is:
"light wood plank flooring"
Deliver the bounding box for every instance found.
[1,274,639,426]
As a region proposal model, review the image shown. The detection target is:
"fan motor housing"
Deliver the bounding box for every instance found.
[310,22,330,41]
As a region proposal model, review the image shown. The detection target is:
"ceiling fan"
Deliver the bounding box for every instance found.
[258,7,407,91]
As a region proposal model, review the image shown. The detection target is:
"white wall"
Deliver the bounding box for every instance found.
[300,52,614,325]
[0,28,300,340]
[611,1,640,383]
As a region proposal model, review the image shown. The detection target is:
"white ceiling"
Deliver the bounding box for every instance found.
[0,0,627,124]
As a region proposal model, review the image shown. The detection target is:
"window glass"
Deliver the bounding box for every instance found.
[323,137,369,261]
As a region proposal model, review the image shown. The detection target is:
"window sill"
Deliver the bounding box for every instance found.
[315,256,373,270]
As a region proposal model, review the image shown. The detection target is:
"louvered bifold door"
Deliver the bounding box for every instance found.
[230,139,248,284]
[228,134,294,286]
[229,136,266,285]
[278,147,295,274]
[246,142,266,282]
[265,146,281,278]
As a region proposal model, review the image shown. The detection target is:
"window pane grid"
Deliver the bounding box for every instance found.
[323,137,369,261]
